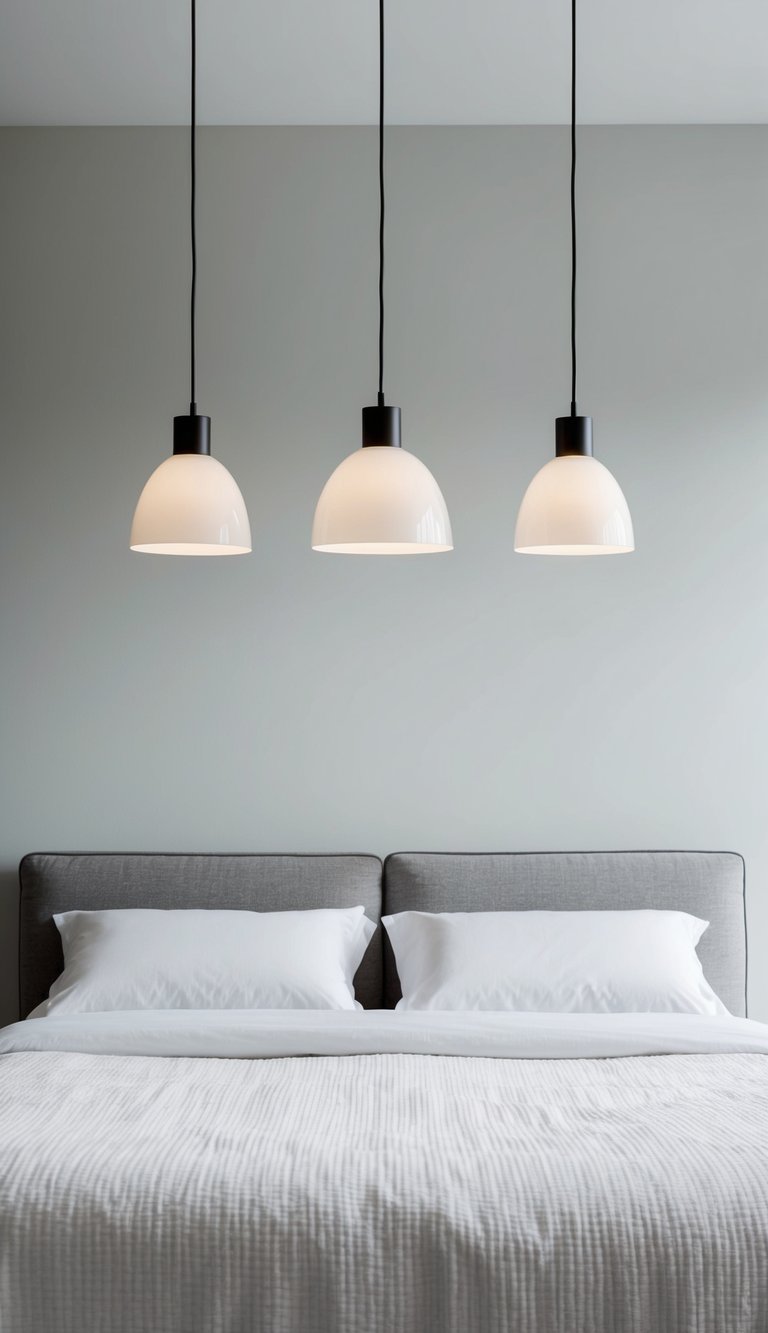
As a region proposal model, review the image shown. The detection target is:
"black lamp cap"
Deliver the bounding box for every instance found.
[362,404,401,448]
[555,414,593,458]
[173,413,211,456]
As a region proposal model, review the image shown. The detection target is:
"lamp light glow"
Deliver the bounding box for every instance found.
[514,454,633,555]
[131,453,251,556]
[312,445,452,554]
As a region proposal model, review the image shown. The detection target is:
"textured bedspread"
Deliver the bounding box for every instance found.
[1,1017,768,1333]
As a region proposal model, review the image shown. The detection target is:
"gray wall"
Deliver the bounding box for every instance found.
[1,126,766,1024]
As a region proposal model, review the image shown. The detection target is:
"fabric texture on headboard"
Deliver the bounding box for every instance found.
[382,851,747,1015]
[18,853,383,1017]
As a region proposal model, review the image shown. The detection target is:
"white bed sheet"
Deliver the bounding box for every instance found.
[2,1006,768,1059]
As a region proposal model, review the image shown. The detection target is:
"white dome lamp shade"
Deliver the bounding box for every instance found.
[312,406,452,554]
[514,0,633,558]
[130,0,251,557]
[130,417,251,556]
[514,415,633,556]
[311,0,452,556]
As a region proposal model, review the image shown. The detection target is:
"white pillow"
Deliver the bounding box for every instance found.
[31,906,376,1017]
[382,909,729,1015]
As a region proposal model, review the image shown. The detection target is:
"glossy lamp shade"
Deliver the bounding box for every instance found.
[514,454,634,555]
[312,445,453,554]
[130,453,252,555]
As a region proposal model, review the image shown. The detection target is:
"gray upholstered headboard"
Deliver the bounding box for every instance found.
[19,849,747,1019]
[18,853,383,1016]
[382,851,747,1015]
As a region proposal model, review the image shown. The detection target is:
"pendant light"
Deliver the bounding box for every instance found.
[514,0,633,556]
[312,0,452,555]
[131,0,251,556]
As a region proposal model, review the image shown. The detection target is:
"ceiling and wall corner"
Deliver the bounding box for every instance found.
[0,0,767,127]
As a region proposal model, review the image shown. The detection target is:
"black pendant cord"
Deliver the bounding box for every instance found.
[569,0,576,418]
[554,0,591,460]
[190,0,197,416]
[377,0,385,408]
[360,0,400,450]
[171,0,210,457]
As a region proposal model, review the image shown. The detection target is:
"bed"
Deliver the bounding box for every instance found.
[1,849,766,1333]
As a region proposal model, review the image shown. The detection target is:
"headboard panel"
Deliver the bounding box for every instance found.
[18,850,747,1019]
[382,851,747,1015]
[19,853,383,1016]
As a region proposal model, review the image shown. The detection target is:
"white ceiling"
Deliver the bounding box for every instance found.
[1,0,766,126]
